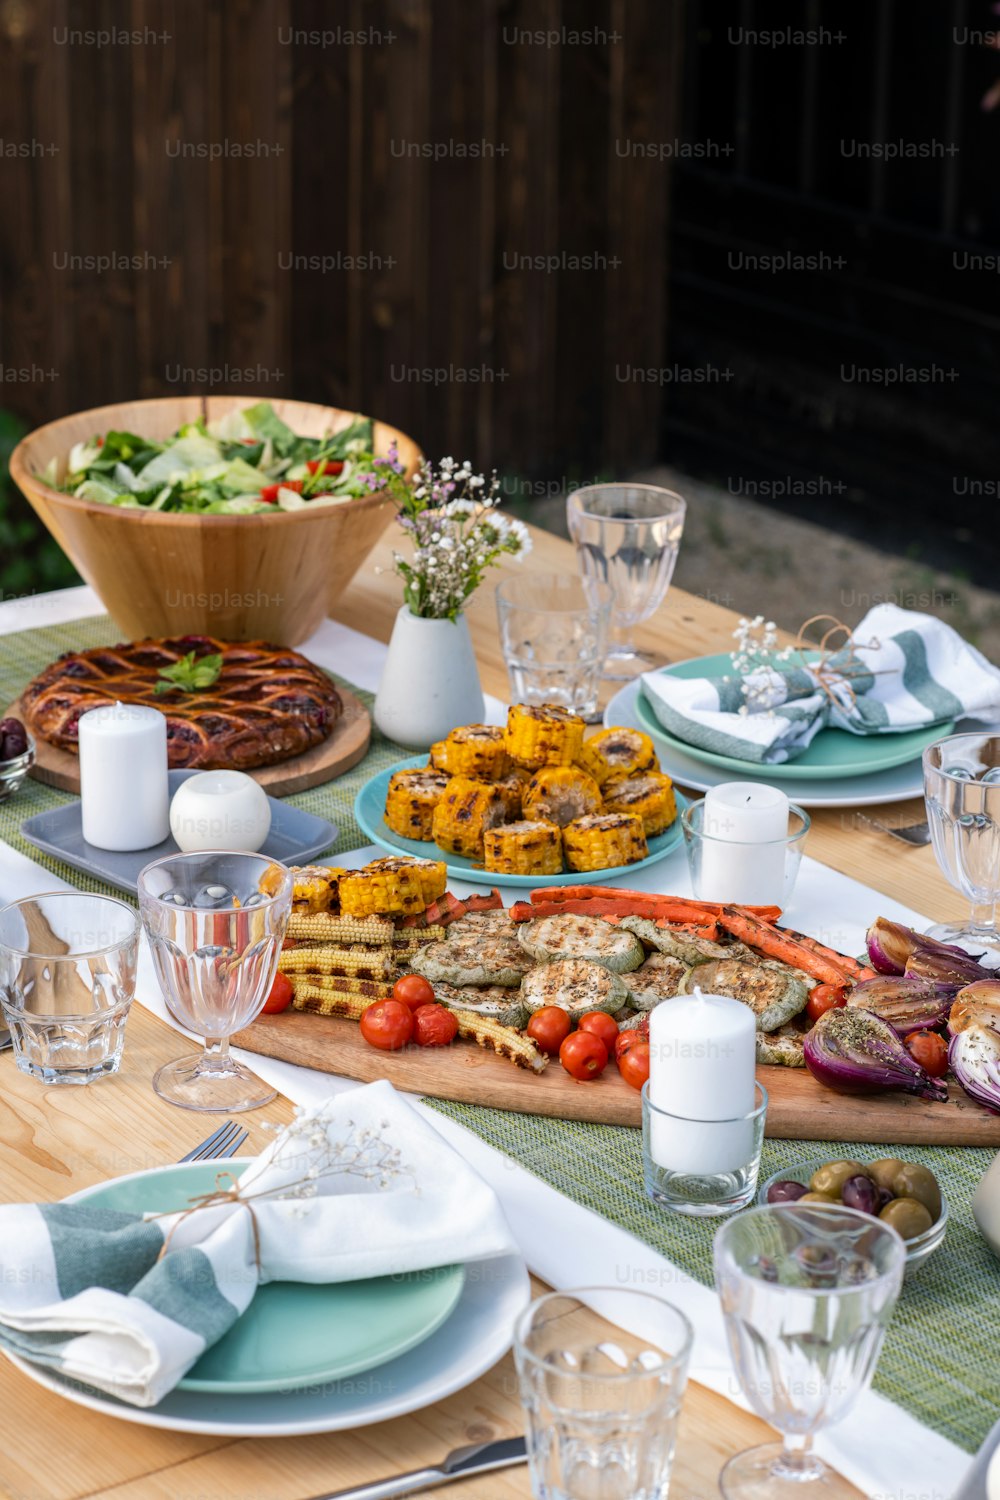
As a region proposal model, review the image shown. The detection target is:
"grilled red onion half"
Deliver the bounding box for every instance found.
[948,982,1000,1114]
[846,976,953,1037]
[866,917,984,979]
[803,1007,948,1101]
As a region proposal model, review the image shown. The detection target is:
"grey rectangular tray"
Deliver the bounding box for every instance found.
[20,770,338,895]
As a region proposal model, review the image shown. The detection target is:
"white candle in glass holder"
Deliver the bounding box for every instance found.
[697,781,789,906]
[79,702,170,851]
[648,987,757,1174]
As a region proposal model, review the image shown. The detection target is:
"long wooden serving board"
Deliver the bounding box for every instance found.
[7,685,371,797]
[232,1011,1000,1147]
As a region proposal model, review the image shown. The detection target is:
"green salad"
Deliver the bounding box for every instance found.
[45,401,400,515]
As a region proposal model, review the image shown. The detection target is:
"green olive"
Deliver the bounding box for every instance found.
[799,1190,839,1204]
[879,1196,933,1241]
[868,1158,906,1192]
[892,1163,942,1222]
[809,1160,868,1198]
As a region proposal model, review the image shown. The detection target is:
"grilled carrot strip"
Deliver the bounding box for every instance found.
[718,907,852,986]
[770,923,874,982]
[508,897,722,925]
[528,886,782,921]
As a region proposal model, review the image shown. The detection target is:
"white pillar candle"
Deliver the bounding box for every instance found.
[648,987,757,1174]
[698,781,789,906]
[79,703,170,851]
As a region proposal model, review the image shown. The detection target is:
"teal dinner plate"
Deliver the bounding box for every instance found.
[354,756,686,887]
[636,654,954,781]
[71,1162,466,1395]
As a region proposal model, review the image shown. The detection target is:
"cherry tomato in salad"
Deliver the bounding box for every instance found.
[618,1041,651,1092]
[412,1003,459,1047]
[392,974,435,1011]
[359,999,414,1051]
[559,1030,608,1081]
[806,983,849,1024]
[578,1012,619,1052]
[905,1030,948,1078]
[259,479,304,504]
[261,971,293,1014]
[526,1006,572,1056]
[306,459,345,476]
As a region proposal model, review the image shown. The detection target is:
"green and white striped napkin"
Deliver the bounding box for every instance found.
[641,604,1000,765]
[0,1081,515,1407]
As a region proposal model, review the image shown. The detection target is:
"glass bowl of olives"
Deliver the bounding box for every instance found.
[758,1155,947,1272]
[0,718,34,803]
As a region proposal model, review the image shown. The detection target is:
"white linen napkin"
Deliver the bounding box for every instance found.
[0,1080,516,1406]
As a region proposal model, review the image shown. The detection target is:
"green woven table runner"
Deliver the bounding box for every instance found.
[2,615,998,1454]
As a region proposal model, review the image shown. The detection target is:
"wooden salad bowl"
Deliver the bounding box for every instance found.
[11,396,421,645]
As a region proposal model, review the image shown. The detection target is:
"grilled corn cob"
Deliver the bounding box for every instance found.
[430,725,509,780]
[483,819,563,876]
[339,856,447,918]
[562,812,648,871]
[290,984,372,1020]
[603,771,677,836]
[279,946,397,982]
[287,971,393,1001]
[260,863,345,913]
[384,767,450,841]
[431,777,508,860]
[287,912,396,944]
[522,765,603,827]
[450,1010,549,1072]
[505,703,585,769]
[577,727,658,786]
[492,767,529,819]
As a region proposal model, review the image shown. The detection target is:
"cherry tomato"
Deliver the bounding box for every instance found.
[806,983,849,1024]
[615,1028,645,1063]
[306,458,345,476]
[578,1012,619,1052]
[261,971,293,1014]
[906,1030,948,1078]
[412,1002,459,1047]
[526,1006,572,1056]
[618,1041,651,1092]
[559,1030,608,1081]
[281,936,297,950]
[260,479,303,504]
[392,973,436,1011]
[360,999,414,1051]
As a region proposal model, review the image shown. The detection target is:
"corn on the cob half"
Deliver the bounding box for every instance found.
[450,1010,549,1072]
[384,767,450,841]
[562,812,648,871]
[431,777,508,859]
[430,724,509,780]
[522,765,603,827]
[260,863,345,913]
[290,984,372,1020]
[483,819,563,876]
[603,771,677,836]
[286,911,396,944]
[505,703,585,769]
[339,856,447,918]
[492,768,529,820]
[577,727,659,786]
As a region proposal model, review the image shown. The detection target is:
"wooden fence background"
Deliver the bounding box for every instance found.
[0,0,681,483]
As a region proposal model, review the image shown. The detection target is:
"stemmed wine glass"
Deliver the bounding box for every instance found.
[138,850,293,1112]
[923,732,1000,958]
[566,483,686,680]
[713,1204,905,1499]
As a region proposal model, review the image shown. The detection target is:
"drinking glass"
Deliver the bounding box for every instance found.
[0,892,139,1084]
[496,573,613,719]
[923,733,1000,956]
[567,484,686,680]
[138,851,293,1112]
[714,1204,905,1498]
[514,1286,692,1500]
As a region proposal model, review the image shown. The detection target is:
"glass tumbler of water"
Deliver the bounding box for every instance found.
[496,573,613,719]
[713,1204,905,1499]
[923,733,1000,957]
[138,850,293,1112]
[567,484,686,680]
[514,1286,692,1500]
[0,892,139,1084]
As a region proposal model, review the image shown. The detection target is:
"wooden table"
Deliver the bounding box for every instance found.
[3,525,960,1500]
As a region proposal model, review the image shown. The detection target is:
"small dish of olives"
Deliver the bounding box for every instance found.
[758,1154,947,1272]
[0,717,35,803]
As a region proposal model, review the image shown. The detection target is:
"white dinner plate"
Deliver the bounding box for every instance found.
[605,678,931,808]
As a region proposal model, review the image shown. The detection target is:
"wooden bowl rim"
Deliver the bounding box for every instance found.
[10,394,418,530]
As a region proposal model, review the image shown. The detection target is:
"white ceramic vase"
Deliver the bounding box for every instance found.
[374,605,486,749]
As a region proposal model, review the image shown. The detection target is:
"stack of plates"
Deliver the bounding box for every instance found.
[611,654,958,809]
[5,1160,529,1435]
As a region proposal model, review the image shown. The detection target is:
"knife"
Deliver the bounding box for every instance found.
[308,1435,528,1500]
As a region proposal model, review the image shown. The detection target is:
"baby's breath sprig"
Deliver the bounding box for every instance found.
[730,615,796,717]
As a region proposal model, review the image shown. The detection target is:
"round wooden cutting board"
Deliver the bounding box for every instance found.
[6,683,371,798]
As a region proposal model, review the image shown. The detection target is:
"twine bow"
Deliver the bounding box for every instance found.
[790,614,885,710]
[149,1172,263,1272]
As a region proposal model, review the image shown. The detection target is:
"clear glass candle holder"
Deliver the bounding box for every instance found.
[681,799,810,908]
[642,1080,768,1217]
[495,572,613,720]
[514,1286,693,1500]
[0,892,139,1084]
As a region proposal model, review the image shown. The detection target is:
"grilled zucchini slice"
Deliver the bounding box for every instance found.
[619,916,731,966]
[520,958,629,1017]
[756,1024,806,1067]
[679,959,809,1032]
[517,913,644,972]
[411,933,533,988]
[623,952,690,1010]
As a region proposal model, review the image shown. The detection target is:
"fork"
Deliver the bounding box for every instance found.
[179,1120,249,1162]
[857,813,931,847]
